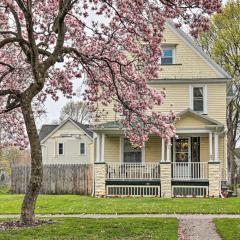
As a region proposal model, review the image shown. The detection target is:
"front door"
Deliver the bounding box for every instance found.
[174,138,191,178]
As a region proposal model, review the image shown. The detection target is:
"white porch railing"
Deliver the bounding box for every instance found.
[107,163,160,180]
[172,162,208,180]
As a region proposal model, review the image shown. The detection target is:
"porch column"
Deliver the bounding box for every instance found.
[208,132,220,197]
[96,133,101,163]
[214,133,219,162]
[166,143,171,162]
[208,162,220,197]
[209,132,213,161]
[160,138,172,198]
[94,162,106,196]
[161,138,165,161]
[101,133,105,162]
[160,162,172,198]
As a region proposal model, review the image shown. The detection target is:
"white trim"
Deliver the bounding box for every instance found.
[121,138,143,163]
[161,138,165,162]
[189,84,208,114]
[96,134,101,162]
[119,136,124,163]
[142,142,146,163]
[101,133,105,162]
[214,133,219,162]
[209,132,213,161]
[80,142,87,156]
[160,46,176,64]
[166,143,171,162]
[53,140,56,157]
[58,142,64,156]
[176,129,211,134]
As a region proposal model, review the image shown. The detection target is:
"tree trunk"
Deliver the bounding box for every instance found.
[227,101,237,185]
[20,103,43,225]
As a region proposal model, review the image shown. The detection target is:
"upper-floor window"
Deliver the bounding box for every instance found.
[58,143,64,155]
[161,47,175,65]
[190,85,207,114]
[80,142,86,155]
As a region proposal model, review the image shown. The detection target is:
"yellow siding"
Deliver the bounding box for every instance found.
[159,25,219,79]
[200,137,209,162]
[153,83,226,125]
[176,116,208,129]
[152,84,189,114]
[104,136,120,163]
[145,137,161,162]
[208,84,226,124]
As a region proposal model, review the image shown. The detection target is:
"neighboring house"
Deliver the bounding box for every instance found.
[93,21,231,198]
[39,118,93,164]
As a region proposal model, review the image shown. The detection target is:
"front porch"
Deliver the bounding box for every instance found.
[93,110,227,198]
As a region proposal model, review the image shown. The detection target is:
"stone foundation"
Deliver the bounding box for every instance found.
[208,162,221,197]
[160,162,172,198]
[94,162,106,196]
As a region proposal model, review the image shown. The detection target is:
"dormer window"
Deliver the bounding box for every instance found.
[161,47,175,65]
[190,85,208,114]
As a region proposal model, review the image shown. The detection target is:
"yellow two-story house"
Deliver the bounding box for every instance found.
[93,21,231,198]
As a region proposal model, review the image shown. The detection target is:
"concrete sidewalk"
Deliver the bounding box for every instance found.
[0,213,239,219]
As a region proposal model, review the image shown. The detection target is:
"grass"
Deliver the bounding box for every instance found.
[0,187,10,195]
[214,219,240,240]
[0,195,240,214]
[0,218,178,240]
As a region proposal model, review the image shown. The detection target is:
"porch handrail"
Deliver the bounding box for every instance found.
[106,162,160,180]
[172,162,208,180]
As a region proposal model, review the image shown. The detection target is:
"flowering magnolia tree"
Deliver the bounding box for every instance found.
[0,0,221,224]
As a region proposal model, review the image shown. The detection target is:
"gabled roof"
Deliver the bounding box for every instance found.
[39,125,58,142]
[71,119,93,138]
[166,21,231,79]
[177,108,224,126]
[39,118,93,143]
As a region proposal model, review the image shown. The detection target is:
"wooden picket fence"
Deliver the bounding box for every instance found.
[11,164,93,195]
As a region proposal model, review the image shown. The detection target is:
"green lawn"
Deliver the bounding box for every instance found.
[214,219,240,240]
[0,194,239,214]
[0,218,178,240]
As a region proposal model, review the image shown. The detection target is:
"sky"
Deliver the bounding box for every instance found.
[40,0,229,126]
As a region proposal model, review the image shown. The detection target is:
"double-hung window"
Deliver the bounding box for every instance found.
[58,143,64,155]
[161,47,175,65]
[190,85,207,114]
[80,142,86,155]
[123,139,142,163]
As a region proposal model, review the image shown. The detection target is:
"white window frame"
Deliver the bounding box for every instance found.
[189,84,208,114]
[120,137,145,163]
[161,47,176,65]
[58,142,64,156]
[80,142,86,155]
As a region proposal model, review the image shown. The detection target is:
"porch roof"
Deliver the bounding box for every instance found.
[176,108,224,129]
[93,108,224,133]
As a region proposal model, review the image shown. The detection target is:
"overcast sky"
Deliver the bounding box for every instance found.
[40,0,229,127]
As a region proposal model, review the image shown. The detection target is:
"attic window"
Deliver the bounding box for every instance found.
[161,47,175,64]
